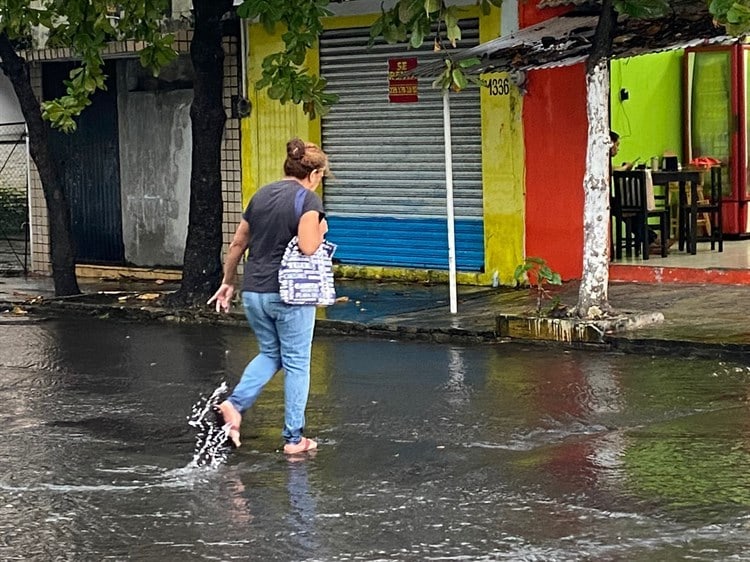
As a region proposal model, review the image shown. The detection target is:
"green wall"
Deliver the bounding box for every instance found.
[610,51,684,168]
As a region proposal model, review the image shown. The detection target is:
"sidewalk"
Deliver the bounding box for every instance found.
[1,274,749,360]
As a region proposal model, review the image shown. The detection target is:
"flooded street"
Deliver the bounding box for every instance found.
[1,317,750,561]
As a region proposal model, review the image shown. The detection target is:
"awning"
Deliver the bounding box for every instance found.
[417,1,738,77]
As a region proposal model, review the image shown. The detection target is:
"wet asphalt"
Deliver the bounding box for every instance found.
[1,315,750,560]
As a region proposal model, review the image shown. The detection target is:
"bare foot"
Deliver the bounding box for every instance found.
[283,437,317,455]
[217,400,242,448]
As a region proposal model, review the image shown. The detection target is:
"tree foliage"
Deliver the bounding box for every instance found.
[238,0,497,118]
[0,0,177,296]
[0,0,177,132]
[236,0,338,118]
[370,0,500,49]
[709,0,750,34]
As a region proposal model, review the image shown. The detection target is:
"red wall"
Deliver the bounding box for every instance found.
[523,64,588,280]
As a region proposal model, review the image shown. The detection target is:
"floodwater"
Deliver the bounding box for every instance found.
[1,317,750,561]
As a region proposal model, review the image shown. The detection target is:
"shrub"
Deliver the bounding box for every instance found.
[0,186,28,236]
[513,256,563,316]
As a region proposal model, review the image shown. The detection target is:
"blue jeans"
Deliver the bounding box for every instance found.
[227,292,316,444]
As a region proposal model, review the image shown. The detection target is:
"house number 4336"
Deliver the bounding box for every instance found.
[488,77,510,96]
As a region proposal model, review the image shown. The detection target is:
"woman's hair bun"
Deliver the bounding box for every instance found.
[287,138,305,161]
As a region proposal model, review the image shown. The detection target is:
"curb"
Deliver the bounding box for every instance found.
[0,298,499,344]
[315,318,499,343]
[605,335,750,362]
[2,297,749,359]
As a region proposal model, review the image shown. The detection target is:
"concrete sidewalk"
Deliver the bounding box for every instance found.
[1,273,748,359]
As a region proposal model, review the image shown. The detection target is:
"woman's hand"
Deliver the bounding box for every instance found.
[207,283,235,313]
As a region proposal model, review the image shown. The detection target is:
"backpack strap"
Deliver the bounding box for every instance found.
[294,187,307,220]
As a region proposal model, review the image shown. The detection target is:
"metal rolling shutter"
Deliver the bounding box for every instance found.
[320,21,484,271]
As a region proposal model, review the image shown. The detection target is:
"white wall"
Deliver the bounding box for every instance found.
[117,58,192,267]
[0,73,24,125]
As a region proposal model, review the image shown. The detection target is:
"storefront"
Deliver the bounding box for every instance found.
[242,5,525,286]
[318,23,485,271]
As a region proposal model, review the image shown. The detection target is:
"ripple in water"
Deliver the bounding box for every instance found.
[187,382,232,469]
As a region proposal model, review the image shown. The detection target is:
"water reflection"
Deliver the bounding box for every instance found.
[1,318,750,559]
[286,457,319,555]
[441,346,470,406]
[624,405,750,519]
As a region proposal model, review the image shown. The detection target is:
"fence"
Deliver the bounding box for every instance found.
[0,122,29,275]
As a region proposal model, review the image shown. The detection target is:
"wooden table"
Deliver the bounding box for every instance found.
[650,169,702,255]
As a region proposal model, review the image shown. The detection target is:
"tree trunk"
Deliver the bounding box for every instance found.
[0,33,80,296]
[169,0,231,306]
[575,0,616,318]
[575,59,613,317]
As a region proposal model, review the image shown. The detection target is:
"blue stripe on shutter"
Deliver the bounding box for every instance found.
[326,216,484,270]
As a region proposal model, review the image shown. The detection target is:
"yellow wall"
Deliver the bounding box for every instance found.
[479,71,525,286]
[478,10,525,286]
[241,6,525,286]
[241,23,321,207]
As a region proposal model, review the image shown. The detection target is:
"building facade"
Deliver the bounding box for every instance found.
[26,28,242,281]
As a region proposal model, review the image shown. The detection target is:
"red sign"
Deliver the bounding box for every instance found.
[388,58,418,103]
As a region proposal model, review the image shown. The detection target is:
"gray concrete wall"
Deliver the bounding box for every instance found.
[117,59,192,267]
[0,74,23,124]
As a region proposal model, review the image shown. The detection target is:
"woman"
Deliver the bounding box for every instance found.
[208,138,330,455]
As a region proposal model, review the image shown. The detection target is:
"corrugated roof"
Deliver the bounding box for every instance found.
[416,2,738,77]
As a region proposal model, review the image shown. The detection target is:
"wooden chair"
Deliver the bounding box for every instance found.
[679,165,723,252]
[611,170,670,260]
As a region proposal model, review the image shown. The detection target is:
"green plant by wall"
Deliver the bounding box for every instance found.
[513,256,563,316]
[0,186,28,236]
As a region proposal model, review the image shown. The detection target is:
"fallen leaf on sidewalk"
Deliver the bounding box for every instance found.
[136,293,161,301]
[11,306,28,315]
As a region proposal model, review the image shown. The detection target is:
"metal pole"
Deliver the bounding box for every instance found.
[24,124,30,277]
[442,90,458,314]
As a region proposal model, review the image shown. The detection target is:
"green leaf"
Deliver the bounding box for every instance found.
[268,82,287,99]
[613,0,670,19]
[709,0,735,19]
[513,263,530,283]
[382,22,401,44]
[444,5,460,27]
[446,23,461,47]
[432,68,452,91]
[458,56,481,69]
[369,16,384,45]
[410,23,425,48]
[451,67,468,91]
[398,0,422,22]
[236,1,252,19]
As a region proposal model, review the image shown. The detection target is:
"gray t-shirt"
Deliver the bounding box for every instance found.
[241,179,325,293]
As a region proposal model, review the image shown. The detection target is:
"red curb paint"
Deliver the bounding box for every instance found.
[609,264,750,285]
